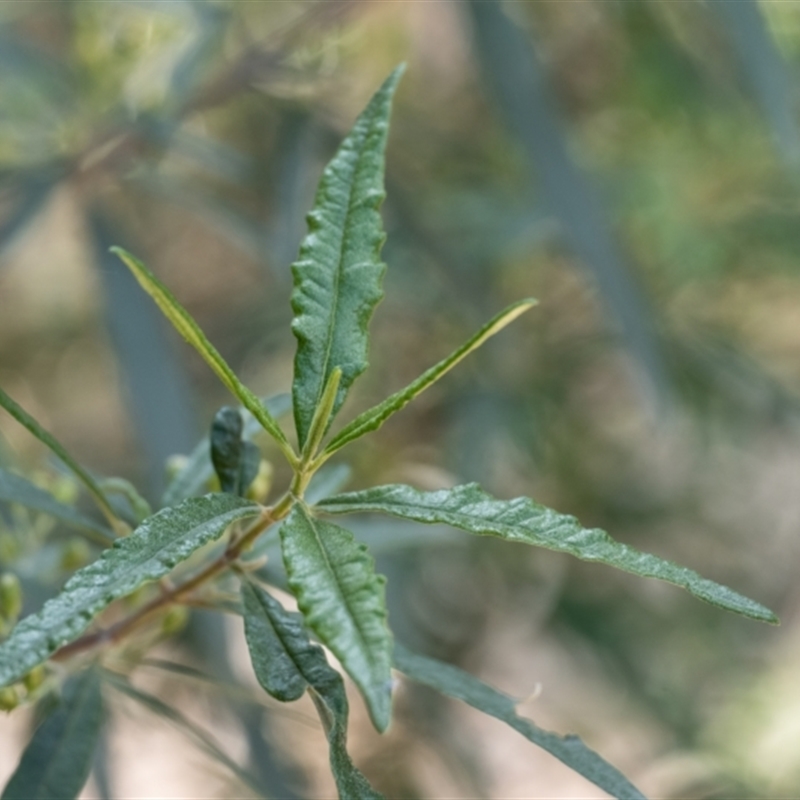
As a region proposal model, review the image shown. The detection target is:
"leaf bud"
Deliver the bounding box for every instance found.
[0,573,22,625]
[0,686,18,712]
[246,459,274,503]
[160,605,189,636]
[60,538,92,571]
[22,665,46,693]
[165,454,189,483]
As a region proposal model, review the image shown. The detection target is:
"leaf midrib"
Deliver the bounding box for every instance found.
[301,509,379,671]
[313,127,371,419]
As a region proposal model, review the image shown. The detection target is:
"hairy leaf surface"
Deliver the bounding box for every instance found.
[242,583,384,799]
[393,645,645,800]
[0,494,261,688]
[2,669,103,800]
[280,504,393,731]
[112,248,294,461]
[324,299,536,456]
[291,66,404,449]
[0,467,114,545]
[319,484,777,623]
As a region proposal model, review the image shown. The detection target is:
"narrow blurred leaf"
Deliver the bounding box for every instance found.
[111,247,295,463]
[319,484,778,624]
[0,467,114,545]
[0,173,57,258]
[714,0,800,166]
[0,494,261,688]
[468,0,669,402]
[291,66,404,448]
[105,673,262,795]
[324,299,536,457]
[1,669,103,800]
[241,583,384,799]
[0,387,118,527]
[280,504,393,731]
[162,394,290,507]
[90,211,198,498]
[394,645,646,800]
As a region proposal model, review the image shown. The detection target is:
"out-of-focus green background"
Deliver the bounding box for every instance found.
[2,1,800,797]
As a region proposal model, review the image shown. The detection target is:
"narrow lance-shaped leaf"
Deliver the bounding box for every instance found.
[393,645,646,800]
[105,673,263,796]
[242,583,384,800]
[323,299,537,457]
[0,387,120,530]
[291,65,405,449]
[0,494,261,688]
[0,467,114,546]
[111,247,296,465]
[318,484,778,624]
[2,669,103,800]
[280,503,393,731]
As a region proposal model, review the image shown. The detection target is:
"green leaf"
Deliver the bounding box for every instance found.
[318,484,778,624]
[0,467,114,546]
[0,494,261,688]
[111,247,296,465]
[291,65,405,449]
[280,504,393,731]
[210,406,247,494]
[162,394,290,507]
[323,299,536,457]
[0,387,119,529]
[393,645,646,800]
[241,582,384,800]
[2,669,103,800]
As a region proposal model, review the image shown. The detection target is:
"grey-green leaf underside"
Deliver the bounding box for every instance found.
[324,299,536,456]
[2,669,103,800]
[0,494,261,688]
[318,484,777,624]
[393,645,646,800]
[280,503,393,731]
[0,467,114,545]
[242,583,384,799]
[291,65,404,449]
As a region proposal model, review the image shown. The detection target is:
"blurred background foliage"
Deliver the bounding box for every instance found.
[1,1,800,797]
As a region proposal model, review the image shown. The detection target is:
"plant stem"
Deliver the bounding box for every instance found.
[53,498,292,662]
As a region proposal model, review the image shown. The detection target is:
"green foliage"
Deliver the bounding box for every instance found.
[110,247,296,466]
[241,582,383,798]
[0,65,778,800]
[291,66,403,450]
[0,494,261,688]
[280,503,393,732]
[318,483,778,623]
[322,299,537,458]
[393,644,646,800]
[0,388,121,532]
[0,467,114,546]
[1,669,103,800]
